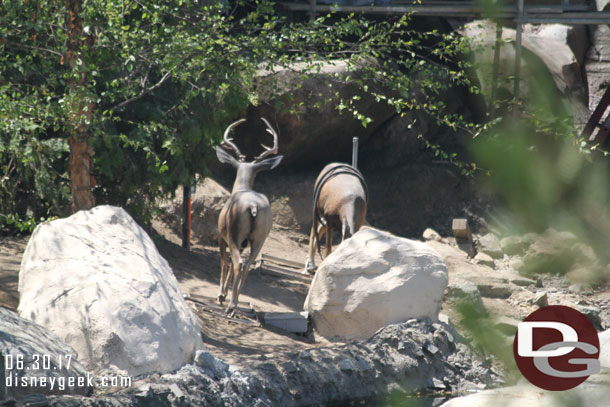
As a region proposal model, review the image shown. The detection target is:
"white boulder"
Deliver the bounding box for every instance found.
[599,329,610,368]
[18,205,203,377]
[441,369,610,407]
[304,228,448,340]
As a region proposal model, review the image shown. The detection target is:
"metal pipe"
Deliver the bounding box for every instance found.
[352,137,359,169]
[490,22,502,117]
[182,183,192,250]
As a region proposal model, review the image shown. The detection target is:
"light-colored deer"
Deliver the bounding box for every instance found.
[216,118,283,315]
[304,163,367,274]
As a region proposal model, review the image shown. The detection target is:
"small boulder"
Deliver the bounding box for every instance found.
[423,228,442,242]
[304,228,448,340]
[520,229,601,279]
[531,291,548,308]
[500,236,526,256]
[477,233,503,259]
[19,206,204,377]
[474,252,495,268]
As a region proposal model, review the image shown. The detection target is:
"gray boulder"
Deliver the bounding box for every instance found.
[0,307,91,398]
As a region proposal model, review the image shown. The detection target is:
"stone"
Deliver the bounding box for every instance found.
[338,358,357,373]
[18,206,204,377]
[510,276,536,287]
[508,256,524,272]
[476,284,513,299]
[474,252,495,268]
[477,233,503,259]
[520,229,600,278]
[599,329,610,368]
[0,308,91,398]
[304,228,448,340]
[500,236,526,256]
[423,228,442,242]
[194,350,229,379]
[531,291,548,307]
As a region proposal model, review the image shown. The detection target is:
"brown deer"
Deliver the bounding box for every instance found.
[304,163,368,274]
[216,118,283,315]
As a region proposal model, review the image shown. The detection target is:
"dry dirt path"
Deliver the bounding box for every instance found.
[0,225,328,369]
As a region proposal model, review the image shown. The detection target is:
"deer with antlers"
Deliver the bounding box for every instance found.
[216,118,283,315]
[304,163,368,274]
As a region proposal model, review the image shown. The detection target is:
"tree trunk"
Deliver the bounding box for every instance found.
[66,0,96,213]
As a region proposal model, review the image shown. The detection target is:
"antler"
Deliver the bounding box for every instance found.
[221,118,247,162]
[254,118,279,162]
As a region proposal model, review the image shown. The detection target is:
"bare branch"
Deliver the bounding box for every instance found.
[111,69,172,111]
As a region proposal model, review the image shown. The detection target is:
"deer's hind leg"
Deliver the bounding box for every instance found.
[226,243,244,316]
[218,238,228,305]
[235,238,264,306]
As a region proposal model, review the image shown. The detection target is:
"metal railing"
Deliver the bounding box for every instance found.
[279,0,610,24]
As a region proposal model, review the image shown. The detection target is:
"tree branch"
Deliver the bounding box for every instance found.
[6,41,63,58]
[111,69,173,111]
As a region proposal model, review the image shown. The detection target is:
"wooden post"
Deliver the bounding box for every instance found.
[182,183,192,250]
[513,0,524,116]
[352,137,359,169]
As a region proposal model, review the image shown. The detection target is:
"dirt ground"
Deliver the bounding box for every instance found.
[0,221,330,368]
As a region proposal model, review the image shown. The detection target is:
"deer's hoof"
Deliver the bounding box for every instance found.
[225,306,236,318]
[217,294,226,305]
[304,260,316,275]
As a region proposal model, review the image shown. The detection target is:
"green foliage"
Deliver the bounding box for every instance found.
[1,0,483,228]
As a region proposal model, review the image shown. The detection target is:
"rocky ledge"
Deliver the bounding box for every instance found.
[12,320,499,407]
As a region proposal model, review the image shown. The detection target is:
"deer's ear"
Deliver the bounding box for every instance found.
[253,155,283,172]
[216,146,240,168]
